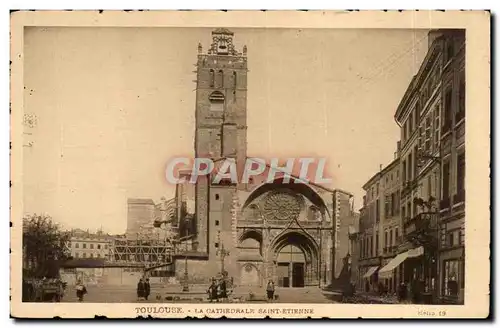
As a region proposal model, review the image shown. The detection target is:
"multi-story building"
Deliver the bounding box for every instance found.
[436,30,465,304]
[376,29,465,304]
[358,149,401,294]
[358,173,381,292]
[68,229,112,260]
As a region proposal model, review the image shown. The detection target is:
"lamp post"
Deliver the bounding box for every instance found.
[216,232,230,276]
[415,147,442,302]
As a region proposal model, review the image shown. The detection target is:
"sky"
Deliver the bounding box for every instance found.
[22,27,428,234]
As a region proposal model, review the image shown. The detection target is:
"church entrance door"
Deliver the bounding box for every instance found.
[277,245,306,288]
[292,263,305,288]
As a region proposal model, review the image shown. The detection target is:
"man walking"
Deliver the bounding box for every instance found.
[137,278,145,301]
[266,280,275,302]
[144,278,151,301]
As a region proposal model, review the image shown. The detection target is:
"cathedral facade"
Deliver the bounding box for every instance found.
[173,29,355,289]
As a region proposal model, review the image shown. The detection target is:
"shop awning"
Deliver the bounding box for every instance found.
[363,266,379,279]
[408,246,424,258]
[378,251,409,279]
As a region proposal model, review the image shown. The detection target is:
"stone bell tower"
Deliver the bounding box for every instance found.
[193,28,248,256]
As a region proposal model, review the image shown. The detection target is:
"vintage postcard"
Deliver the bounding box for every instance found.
[10,10,490,319]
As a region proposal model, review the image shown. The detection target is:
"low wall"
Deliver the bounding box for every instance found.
[60,267,143,286]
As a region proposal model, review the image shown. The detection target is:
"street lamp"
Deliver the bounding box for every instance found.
[216,231,230,276]
[415,147,442,302]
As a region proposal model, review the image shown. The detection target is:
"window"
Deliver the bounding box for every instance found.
[209,69,215,87]
[215,242,219,248]
[443,88,452,133]
[371,236,374,257]
[360,239,364,259]
[104,244,108,249]
[459,227,465,245]
[425,116,432,152]
[457,72,465,121]
[75,253,79,258]
[97,244,101,250]
[83,243,87,249]
[390,193,395,216]
[218,70,224,88]
[83,253,87,258]
[90,244,94,249]
[408,153,413,181]
[215,220,220,226]
[457,152,465,194]
[389,230,393,247]
[401,206,406,220]
[384,231,388,248]
[415,100,421,120]
[414,145,419,177]
[376,183,379,195]
[376,199,380,223]
[375,235,379,256]
[215,194,220,200]
[442,260,460,297]
[90,253,94,258]
[209,91,225,112]
[448,232,454,247]
[75,243,79,248]
[402,160,406,183]
[233,71,237,89]
[442,161,451,200]
[395,228,399,243]
[434,104,440,151]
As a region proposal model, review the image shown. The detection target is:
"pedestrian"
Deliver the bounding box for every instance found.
[219,278,228,302]
[75,279,87,302]
[144,278,151,301]
[207,278,218,303]
[137,278,145,301]
[397,282,407,302]
[266,280,275,302]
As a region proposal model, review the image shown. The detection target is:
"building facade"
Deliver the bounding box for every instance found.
[359,29,465,304]
[68,229,112,260]
[358,154,401,294]
[164,28,356,288]
[436,30,465,304]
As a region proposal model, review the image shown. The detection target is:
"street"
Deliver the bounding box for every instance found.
[61,285,335,303]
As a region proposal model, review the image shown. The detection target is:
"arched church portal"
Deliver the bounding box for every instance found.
[272,231,319,288]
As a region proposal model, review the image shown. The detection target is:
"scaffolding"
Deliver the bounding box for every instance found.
[109,197,183,277]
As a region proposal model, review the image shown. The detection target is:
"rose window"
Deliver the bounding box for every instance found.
[263,191,302,221]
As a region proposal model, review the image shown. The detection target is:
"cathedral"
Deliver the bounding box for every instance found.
[171,28,356,289]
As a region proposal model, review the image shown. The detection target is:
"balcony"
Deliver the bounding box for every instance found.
[453,189,465,205]
[404,212,438,235]
[401,180,418,197]
[440,197,450,210]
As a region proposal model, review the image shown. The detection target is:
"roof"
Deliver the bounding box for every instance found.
[127,198,155,205]
[362,157,400,190]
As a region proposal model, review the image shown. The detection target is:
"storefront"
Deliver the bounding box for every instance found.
[439,246,465,304]
[378,246,424,294]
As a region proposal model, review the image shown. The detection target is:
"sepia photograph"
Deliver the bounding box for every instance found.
[9,10,490,318]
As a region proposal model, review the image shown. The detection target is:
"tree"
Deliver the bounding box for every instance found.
[23,214,71,278]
